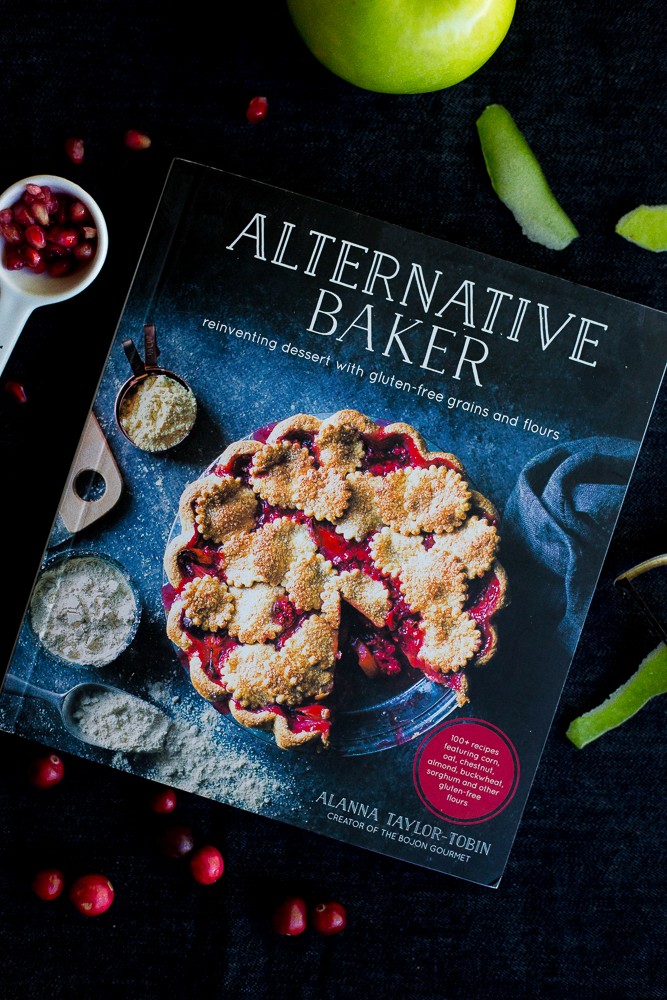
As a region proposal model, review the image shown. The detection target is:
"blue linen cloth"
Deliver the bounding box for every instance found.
[502,436,638,653]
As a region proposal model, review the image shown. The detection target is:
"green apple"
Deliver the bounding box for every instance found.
[285,0,516,94]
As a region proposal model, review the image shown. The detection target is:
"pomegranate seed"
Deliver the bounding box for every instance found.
[312,901,347,936]
[23,246,44,270]
[4,249,24,269]
[25,183,44,198]
[65,136,85,164]
[32,868,65,901]
[272,896,307,936]
[189,845,224,885]
[28,753,64,789]
[149,785,177,814]
[52,228,79,248]
[157,824,195,858]
[246,96,268,124]
[73,241,94,262]
[0,222,22,244]
[13,204,34,227]
[5,381,28,403]
[31,202,49,226]
[68,874,114,916]
[0,208,13,224]
[68,200,89,224]
[25,225,46,250]
[124,129,152,151]
[48,258,73,277]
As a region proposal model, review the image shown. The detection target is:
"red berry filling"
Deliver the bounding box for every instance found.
[166,421,503,743]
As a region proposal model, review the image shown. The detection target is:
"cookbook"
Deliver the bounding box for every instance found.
[2,158,665,887]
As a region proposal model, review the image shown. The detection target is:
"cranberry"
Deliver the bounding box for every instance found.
[246,96,268,123]
[312,900,347,936]
[272,896,307,936]
[28,753,65,789]
[158,824,195,859]
[189,845,224,885]
[68,874,114,916]
[149,785,177,814]
[5,381,28,403]
[124,129,152,151]
[65,136,85,164]
[32,868,65,901]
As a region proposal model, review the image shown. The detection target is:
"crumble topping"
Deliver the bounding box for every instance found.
[189,475,258,544]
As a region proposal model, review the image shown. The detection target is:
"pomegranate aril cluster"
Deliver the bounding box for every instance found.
[0,184,97,277]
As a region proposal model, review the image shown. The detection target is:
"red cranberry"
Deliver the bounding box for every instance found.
[312,900,347,936]
[149,785,177,814]
[272,896,307,936]
[65,136,85,164]
[68,874,114,916]
[246,96,268,123]
[28,753,65,789]
[158,824,195,859]
[124,129,152,150]
[5,380,28,403]
[32,868,65,901]
[189,845,224,885]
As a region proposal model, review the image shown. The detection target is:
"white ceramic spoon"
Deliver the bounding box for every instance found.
[0,173,108,377]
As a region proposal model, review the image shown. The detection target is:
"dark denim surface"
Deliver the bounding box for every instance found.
[0,2,665,997]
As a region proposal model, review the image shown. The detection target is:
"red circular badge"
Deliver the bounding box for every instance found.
[413,719,519,825]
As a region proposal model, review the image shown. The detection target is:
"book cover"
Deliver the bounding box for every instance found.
[2,158,665,888]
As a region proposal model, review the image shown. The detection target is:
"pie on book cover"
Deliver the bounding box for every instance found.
[2,158,665,887]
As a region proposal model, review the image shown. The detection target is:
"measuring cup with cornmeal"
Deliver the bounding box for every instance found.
[115,324,197,452]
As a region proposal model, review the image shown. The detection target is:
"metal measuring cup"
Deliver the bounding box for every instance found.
[114,323,196,451]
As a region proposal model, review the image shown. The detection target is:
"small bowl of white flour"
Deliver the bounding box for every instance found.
[28,550,141,668]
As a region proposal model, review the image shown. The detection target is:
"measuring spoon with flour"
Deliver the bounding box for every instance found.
[3,673,170,753]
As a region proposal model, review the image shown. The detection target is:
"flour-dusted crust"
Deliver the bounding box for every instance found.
[164,409,508,748]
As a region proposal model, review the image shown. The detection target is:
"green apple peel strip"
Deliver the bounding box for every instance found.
[566,642,667,748]
[476,104,579,250]
[566,554,667,748]
[615,205,667,252]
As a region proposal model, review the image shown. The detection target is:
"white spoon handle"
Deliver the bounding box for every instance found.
[0,286,34,377]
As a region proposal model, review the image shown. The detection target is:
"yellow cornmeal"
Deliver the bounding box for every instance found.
[119,374,196,452]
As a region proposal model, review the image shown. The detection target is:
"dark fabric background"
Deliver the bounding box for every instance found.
[0,2,665,997]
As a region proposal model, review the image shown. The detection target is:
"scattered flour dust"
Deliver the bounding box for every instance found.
[110,680,295,813]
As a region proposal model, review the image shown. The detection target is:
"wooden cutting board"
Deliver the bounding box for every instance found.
[51,411,123,542]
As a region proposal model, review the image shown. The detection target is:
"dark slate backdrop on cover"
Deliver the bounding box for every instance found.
[2,160,664,888]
